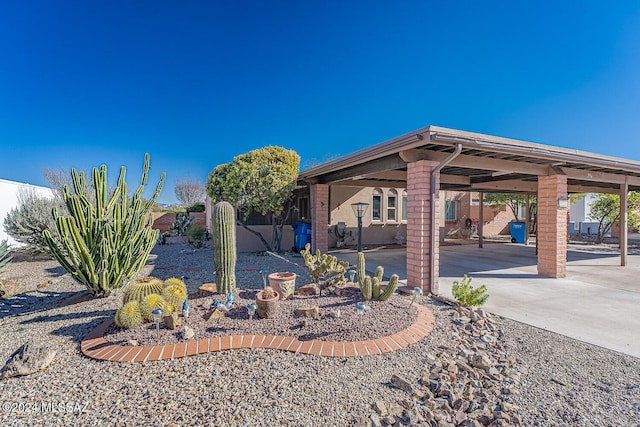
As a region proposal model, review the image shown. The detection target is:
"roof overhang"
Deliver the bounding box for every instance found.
[299,125,640,193]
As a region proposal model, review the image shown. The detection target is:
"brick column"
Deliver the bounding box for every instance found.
[310,183,329,254]
[406,160,440,294]
[537,175,568,278]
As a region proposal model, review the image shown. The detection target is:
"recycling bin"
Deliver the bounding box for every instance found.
[293,222,312,252]
[509,221,527,244]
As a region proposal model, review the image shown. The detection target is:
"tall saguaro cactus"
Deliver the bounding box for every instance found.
[43,154,165,297]
[213,201,236,294]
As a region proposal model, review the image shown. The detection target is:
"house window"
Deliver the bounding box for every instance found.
[387,190,397,222]
[401,191,407,221]
[372,189,382,221]
[445,200,457,222]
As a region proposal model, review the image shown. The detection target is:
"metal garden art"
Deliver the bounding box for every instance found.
[43,154,165,298]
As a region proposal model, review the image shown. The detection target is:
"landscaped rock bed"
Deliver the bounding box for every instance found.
[103,290,420,346]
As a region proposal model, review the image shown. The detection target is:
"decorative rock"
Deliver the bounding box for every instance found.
[373,400,388,417]
[163,312,181,330]
[201,298,214,311]
[370,413,382,427]
[334,284,360,297]
[0,279,17,299]
[203,309,225,322]
[390,374,414,394]
[182,325,195,340]
[127,340,138,346]
[0,340,57,380]
[470,354,492,370]
[382,415,396,425]
[297,284,319,296]
[294,305,320,318]
[199,283,217,295]
[480,334,496,344]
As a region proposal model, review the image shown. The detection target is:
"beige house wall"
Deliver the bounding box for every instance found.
[329,186,407,248]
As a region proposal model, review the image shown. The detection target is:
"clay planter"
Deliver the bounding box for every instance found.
[268,272,297,300]
[256,289,280,319]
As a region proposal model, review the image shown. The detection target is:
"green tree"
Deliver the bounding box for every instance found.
[206,146,300,252]
[588,192,640,243]
[483,193,537,234]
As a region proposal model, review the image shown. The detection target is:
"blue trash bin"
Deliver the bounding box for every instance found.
[509,221,526,244]
[293,222,312,252]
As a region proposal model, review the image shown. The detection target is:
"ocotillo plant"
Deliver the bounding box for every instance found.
[213,201,236,294]
[43,154,165,297]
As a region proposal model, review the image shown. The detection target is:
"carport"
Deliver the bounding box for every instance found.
[299,125,640,294]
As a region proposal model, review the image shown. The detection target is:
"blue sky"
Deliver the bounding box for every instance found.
[1,1,639,204]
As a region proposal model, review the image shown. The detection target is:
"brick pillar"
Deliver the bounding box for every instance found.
[406,160,440,294]
[537,174,568,278]
[310,183,329,254]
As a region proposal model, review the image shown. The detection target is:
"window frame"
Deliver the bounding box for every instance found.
[445,200,457,222]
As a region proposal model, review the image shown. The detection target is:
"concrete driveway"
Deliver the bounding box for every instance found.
[332,242,640,358]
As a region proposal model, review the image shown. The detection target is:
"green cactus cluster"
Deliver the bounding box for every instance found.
[114,276,188,329]
[356,252,399,302]
[213,201,236,295]
[300,243,349,294]
[43,153,165,298]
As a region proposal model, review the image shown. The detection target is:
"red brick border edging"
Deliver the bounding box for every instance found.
[81,304,434,362]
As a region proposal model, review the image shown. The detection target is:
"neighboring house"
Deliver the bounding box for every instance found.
[441,191,518,238]
[568,193,604,236]
[0,178,54,245]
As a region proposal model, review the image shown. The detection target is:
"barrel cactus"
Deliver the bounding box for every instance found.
[163,277,187,294]
[115,300,144,329]
[43,154,165,297]
[378,274,399,301]
[140,294,169,321]
[162,283,187,309]
[123,277,164,304]
[212,201,236,294]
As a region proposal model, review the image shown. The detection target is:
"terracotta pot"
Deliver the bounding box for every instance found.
[256,289,280,318]
[268,272,297,300]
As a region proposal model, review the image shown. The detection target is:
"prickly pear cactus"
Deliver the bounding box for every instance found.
[213,201,236,295]
[123,277,164,304]
[378,274,399,301]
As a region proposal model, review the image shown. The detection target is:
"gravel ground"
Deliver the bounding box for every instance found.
[105,291,419,347]
[0,238,639,426]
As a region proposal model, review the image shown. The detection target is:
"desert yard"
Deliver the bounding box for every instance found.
[0,237,638,426]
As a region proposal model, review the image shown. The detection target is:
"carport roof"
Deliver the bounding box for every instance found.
[299,126,640,193]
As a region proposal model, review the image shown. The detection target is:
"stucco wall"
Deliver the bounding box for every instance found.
[0,179,54,245]
[442,191,514,237]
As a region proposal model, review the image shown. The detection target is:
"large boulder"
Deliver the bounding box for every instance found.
[0,340,57,380]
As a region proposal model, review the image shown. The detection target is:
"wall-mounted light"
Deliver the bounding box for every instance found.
[558,198,569,209]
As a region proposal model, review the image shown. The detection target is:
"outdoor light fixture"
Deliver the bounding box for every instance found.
[409,287,423,310]
[260,269,268,288]
[355,302,365,315]
[247,303,257,320]
[151,308,163,340]
[558,198,569,209]
[351,202,369,252]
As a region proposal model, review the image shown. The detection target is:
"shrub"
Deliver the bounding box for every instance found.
[3,188,63,255]
[452,275,489,307]
[185,224,206,248]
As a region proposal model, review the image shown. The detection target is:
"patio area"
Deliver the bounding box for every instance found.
[333,240,640,358]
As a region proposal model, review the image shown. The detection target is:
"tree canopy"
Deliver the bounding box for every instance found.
[588,192,640,243]
[206,146,300,251]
